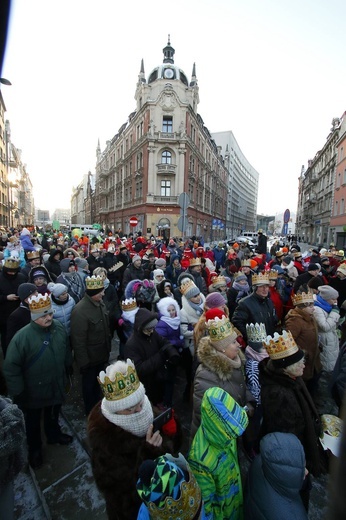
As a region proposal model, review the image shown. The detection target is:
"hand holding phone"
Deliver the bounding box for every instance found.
[152,407,172,432]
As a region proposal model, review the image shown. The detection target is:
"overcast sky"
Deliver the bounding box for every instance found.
[2,0,346,217]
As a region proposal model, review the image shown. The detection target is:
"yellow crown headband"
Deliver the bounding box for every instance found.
[98,361,141,401]
[263,330,299,360]
[292,289,314,306]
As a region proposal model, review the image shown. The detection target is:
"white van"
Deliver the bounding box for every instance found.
[237,232,258,244]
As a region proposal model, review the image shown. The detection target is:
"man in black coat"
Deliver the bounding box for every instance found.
[257,229,268,255]
[293,263,321,293]
[6,283,38,347]
[231,272,278,343]
[0,258,26,357]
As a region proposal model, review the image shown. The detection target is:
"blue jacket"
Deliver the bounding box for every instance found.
[245,432,308,520]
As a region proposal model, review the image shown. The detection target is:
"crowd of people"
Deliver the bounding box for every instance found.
[0,225,345,519]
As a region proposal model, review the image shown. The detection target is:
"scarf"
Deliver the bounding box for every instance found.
[101,395,153,437]
[187,298,204,316]
[245,345,269,363]
[122,308,138,324]
[314,294,332,313]
[160,315,181,330]
[232,281,250,301]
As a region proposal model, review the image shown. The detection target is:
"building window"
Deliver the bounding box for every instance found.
[160,180,171,197]
[162,116,173,133]
[341,198,345,215]
[161,150,172,164]
[335,200,338,216]
[136,152,143,170]
[344,169,346,184]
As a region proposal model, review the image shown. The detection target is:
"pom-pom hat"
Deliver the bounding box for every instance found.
[47,282,68,298]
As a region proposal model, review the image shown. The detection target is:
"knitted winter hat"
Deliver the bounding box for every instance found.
[153,269,164,279]
[137,454,202,520]
[28,293,53,321]
[47,282,68,298]
[180,278,200,299]
[205,309,237,350]
[98,359,145,413]
[308,263,320,272]
[211,275,227,289]
[18,283,37,302]
[155,258,166,268]
[337,263,346,276]
[75,257,88,269]
[132,255,141,263]
[318,285,339,301]
[233,272,247,283]
[205,292,226,309]
[60,258,75,272]
[30,266,48,280]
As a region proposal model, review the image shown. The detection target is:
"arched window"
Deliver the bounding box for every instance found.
[161,150,172,164]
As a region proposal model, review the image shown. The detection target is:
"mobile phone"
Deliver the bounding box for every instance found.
[153,407,172,432]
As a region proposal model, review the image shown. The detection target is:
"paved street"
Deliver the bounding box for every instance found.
[9,334,336,520]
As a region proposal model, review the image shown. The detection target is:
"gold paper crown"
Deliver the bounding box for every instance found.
[121,297,138,311]
[241,259,252,267]
[263,330,299,360]
[98,363,140,401]
[268,269,278,280]
[3,257,20,269]
[246,323,267,343]
[293,252,302,258]
[85,275,104,290]
[252,272,270,285]
[206,315,237,343]
[189,257,201,267]
[27,251,40,260]
[147,467,202,520]
[28,293,52,314]
[180,278,196,296]
[292,289,314,306]
[212,275,227,287]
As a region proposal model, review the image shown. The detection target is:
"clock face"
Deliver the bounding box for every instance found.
[164,68,174,79]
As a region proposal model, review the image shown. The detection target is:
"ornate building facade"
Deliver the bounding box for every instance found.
[296,114,345,246]
[94,39,228,241]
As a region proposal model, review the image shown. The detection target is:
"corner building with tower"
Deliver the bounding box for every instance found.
[94,39,258,241]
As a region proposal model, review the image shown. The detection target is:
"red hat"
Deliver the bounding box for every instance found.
[205,308,226,321]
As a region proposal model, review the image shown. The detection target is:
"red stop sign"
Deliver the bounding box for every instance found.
[129,216,138,227]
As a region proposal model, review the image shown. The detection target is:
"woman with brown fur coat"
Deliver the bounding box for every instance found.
[191,309,255,440]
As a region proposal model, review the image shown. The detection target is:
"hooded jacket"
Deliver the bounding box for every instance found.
[245,432,308,520]
[155,297,183,351]
[259,358,323,477]
[285,306,321,380]
[124,308,178,404]
[189,387,248,520]
[191,339,254,439]
[313,301,340,372]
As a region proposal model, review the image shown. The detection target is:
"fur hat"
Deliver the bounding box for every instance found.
[18,283,37,302]
[47,282,68,298]
[318,285,339,301]
[205,309,237,350]
[205,292,226,309]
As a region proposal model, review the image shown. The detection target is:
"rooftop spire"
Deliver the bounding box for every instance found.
[162,35,175,64]
[138,58,146,83]
[190,62,197,86]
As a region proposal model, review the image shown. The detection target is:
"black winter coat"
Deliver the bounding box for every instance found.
[231,292,278,342]
[124,308,177,404]
[259,358,324,477]
[6,304,31,347]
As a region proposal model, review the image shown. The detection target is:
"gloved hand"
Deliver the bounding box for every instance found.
[161,343,180,366]
[118,318,124,327]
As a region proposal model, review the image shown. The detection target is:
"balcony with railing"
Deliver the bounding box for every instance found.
[152,195,178,204]
[156,163,177,175]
